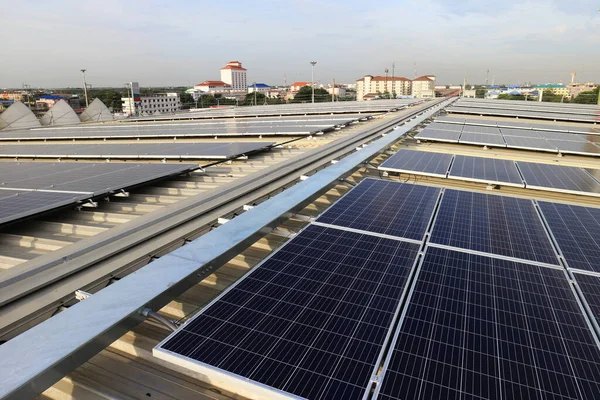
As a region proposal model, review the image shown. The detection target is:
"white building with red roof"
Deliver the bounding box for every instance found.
[194,80,232,94]
[356,75,411,101]
[220,61,247,91]
[411,75,436,98]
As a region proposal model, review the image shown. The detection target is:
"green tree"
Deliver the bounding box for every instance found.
[540,89,563,102]
[90,89,124,110]
[179,92,194,109]
[292,86,331,103]
[497,93,527,101]
[572,87,599,104]
[475,89,486,98]
[244,92,267,106]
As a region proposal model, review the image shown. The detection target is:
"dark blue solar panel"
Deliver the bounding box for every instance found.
[316,179,440,241]
[449,155,524,186]
[378,149,453,177]
[415,128,461,143]
[573,273,600,330]
[375,247,600,400]
[158,224,421,400]
[430,189,559,264]
[538,201,600,273]
[518,162,600,196]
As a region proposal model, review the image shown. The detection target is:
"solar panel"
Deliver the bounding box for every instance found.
[415,128,461,143]
[378,149,453,178]
[538,201,600,273]
[426,122,463,132]
[155,224,421,400]
[461,125,501,134]
[503,135,557,152]
[0,189,82,225]
[430,189,559,264]
[374,246,600,400]
[499,127,543,138]
[448,155,524,187]
[0,142,275,160]
[315,179,440,241]
[572,273,600,330]
[432,116,464,125]
[517,162,600,197]
[547,140,600,156]
[0,162,196,225]
[538,131,589,142]
[459,131,506,147]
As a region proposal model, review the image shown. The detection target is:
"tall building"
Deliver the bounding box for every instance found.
[220,61,247,92]
[411,75,436,98]
[121,92,181,116]
[356,75,411,101]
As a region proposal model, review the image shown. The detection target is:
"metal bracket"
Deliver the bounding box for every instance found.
[113,189,129,198]
[75,290,92,301]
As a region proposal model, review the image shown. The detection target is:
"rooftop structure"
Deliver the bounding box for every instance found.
[0,101,41,130]
[79,98,114,122]
[39,99,80,126]
[220,61,247,91]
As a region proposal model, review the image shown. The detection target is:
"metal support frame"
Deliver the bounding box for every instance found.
[0,98,454,400]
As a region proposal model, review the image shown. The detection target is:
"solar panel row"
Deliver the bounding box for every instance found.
[378,149,600,196]
[0,142,274,160]
[0,162,196,225]
[435,115,600,135]
[418,122,600,156]
[155,178,600,399]
[446,105,600,123]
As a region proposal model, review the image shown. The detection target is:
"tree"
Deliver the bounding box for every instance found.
[90,89,125,110]
[540,89,563,103]
[179,92,194,109]
[497,93,527,101]
[475,89,486,98]
[292,86,331,103]
[244,92,267,105]
[572,87,599,104]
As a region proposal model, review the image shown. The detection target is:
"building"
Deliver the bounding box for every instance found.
[411,75,436,98]
[327,85,347,98]
[248,83,271,94]
[289,82,313,92]
[463,89,477,98]
[121,93,181,116]
[0,92,23,101]
[193,81,232,95]
[356,75,412,101]
[35,94,68,110]
[220,61,247,92]
[567,82,597,99]
[534,84,569,98]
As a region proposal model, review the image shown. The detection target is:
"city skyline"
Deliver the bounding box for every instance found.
[2,0,599,88]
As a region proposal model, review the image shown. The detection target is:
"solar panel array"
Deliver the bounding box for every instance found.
[155,178,600,399]
[436,115,600,135]
[128,98,423,122]
[378,149,600,196]
[0,116,360,141]
[417,120,600,156]
[0,162,196,225]
[0,142,274,160]
[446,98,600,123]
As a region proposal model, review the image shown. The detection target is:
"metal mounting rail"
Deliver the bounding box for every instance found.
[0,98,455,400]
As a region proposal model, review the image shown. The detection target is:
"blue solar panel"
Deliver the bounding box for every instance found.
[448,155,524,186]
[538,201,600,273]
[378,149,453,178]
[459,131,506,146]
[156,224,421,400]
[430,189,559,264]
[572,272,600,330]
[375,247,600,400]
[316,179,440,241]
[518,162,600,196]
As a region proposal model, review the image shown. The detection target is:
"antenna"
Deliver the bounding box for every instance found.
[486,69,489,85]
[413,61,417,79]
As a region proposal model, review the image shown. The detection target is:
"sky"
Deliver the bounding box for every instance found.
[2,0,599,88]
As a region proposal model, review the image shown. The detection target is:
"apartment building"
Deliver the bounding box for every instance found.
[411,75,436,98]
[122,93,181,115]
[220,61,247,91]
[356,75,411,101]
[534,84,569,98]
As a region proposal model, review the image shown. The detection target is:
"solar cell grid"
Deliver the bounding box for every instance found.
[538,202,600,273]
[503,136,557,152]
[448,155,523,187]
[459,131,506,146]
[572,273,600,330]
[429,189,559,264]
[375,246,600,400]
[415,128,461,143]
[378,149,453,178]
[0,189,82,225]
[499,128,543,138]
[548,140,600,156]
[426,122,463,132]
[461,125,501,135]
[518,162,600,197]
[538,131,589,142]
[156,224,421,400]
[315,179,440,241]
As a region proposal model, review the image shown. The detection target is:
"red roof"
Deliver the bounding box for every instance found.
[196,80,231,87]
[290,82,312,87]
[413,75,434,82]
[221,65,247,71]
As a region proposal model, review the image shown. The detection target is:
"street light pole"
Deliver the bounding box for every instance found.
[310,61,317,103]
[81,69,89,107]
